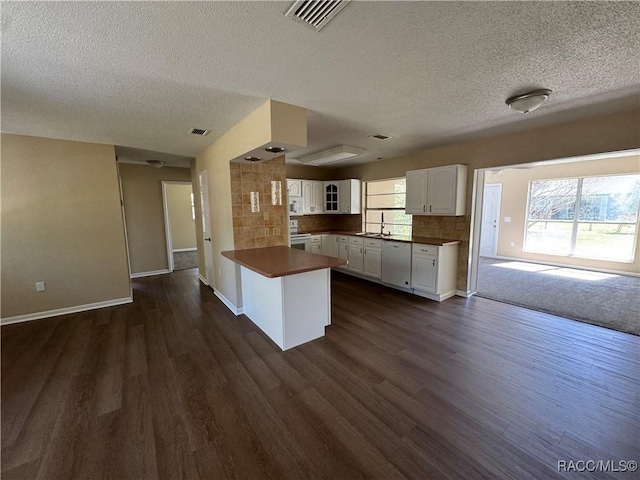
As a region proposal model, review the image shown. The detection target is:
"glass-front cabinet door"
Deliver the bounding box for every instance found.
[324,182,339,213]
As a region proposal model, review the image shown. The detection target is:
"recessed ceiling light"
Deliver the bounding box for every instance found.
[265,146,285,153]
[505,89,552,114]
[245,156,261,162]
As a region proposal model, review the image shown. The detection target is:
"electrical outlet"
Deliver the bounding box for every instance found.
[264,228,270,236]
[504,217,512,223]
[273,227,280,236]
[510,241,515,247]
[35,281,46,292]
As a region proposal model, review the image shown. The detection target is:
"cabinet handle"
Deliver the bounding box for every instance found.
[433,259,436,266]
[429,205,432,213]
[360,247,363,254]
[423,205,426,212]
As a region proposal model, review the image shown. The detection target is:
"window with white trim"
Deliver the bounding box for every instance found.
[364,178,412,236]
[524,173,640,262]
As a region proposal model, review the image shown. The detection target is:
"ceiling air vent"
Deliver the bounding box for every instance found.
[189,128,210,136]
[285,0,351,32]
[368,133,391,140]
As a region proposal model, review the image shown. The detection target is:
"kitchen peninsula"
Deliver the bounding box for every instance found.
[221,246,346,350]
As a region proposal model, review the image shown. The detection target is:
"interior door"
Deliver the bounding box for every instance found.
[480,183,502,257]
[198,170,214,286]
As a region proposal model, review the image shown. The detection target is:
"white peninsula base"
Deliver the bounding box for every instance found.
[240,266,331,350]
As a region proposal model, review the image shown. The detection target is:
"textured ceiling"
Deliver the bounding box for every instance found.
[2,1,639,167]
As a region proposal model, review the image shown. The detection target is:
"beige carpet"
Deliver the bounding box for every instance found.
[173,250,198,271]
[476,257,640,336]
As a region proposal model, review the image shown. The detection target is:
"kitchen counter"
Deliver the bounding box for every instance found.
[305,230,461,246]
[222,246,343,351]
[222,246,346,278]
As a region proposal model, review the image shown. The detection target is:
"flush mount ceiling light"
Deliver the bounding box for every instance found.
[297,145,366,166]
[146,160,165,169]
[265,146,285,154]
[506,89,552,114]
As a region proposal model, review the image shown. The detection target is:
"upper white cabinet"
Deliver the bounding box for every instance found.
[287,179,302,197]
[405,164,467,216]
[302,180,323,214]
[338,179,360,214]
[324,182,339,213]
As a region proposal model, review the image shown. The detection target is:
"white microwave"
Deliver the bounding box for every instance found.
[288,196,303,216]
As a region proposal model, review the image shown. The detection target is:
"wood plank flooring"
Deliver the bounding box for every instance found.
[2,269,639,479]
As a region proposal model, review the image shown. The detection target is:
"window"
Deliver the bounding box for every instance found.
[525,174,640,262]
[364,178,412,236]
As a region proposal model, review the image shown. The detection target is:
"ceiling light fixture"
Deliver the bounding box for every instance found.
[297,145,365,166]
[265,146,285,154]
[146,160,165,169]
[506,89,552,114]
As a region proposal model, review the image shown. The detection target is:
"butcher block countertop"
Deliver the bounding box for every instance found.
[222,246,346,278]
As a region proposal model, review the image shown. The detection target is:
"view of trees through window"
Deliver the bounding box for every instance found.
[364,178,412,236]
[525,174,640,261]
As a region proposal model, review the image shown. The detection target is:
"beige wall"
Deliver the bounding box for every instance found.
[195,100,307,309]
[285,164,337,181]
[166,183,197,251]
[332,108,640,291]
[1,134,131,319]
[119,164,192,274]
[485,154,640,274]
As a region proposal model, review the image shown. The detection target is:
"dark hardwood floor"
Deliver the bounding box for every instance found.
[2,269,639,479]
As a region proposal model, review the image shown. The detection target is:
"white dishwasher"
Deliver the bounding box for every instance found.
[381,241,412,289]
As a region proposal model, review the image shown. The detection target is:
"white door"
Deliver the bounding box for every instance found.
[411,254,438,293]
[198,170,214,286]
[427,166,457,215]
[480,184,502,257]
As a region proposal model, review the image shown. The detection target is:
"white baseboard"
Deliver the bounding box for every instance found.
[456,290,475,298]
[1,297,133,326]
[198,273,209,285]
[172,248,197,253]
[214,289,244,316]
[131,269,170,279]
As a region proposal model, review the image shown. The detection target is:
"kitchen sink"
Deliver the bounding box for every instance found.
[356,232,389,238]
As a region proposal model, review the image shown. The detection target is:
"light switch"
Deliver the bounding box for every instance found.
[509,242,515,247]
[264,228,270,236]
[504,217,511,223]
[35,281,46,292]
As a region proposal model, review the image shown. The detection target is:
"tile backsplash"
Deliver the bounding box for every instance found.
[296,214,362,233]
[231,156,288,249]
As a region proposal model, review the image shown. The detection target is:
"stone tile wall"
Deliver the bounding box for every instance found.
[296,214,362,233]
[230,156,288,249]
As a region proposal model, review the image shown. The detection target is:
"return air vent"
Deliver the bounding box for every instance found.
[189,128,210,136]
[368,133,391,140]
[285,0,351,31]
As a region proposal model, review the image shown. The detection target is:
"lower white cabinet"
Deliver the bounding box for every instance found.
[363,239,382,279]
[347,236,364,274]
[411,243,458,301]
[321,234,339,257]
[310,235,322,255]
[338,236,349,269]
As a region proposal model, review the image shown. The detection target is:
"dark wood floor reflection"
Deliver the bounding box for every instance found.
[2,269,639,479]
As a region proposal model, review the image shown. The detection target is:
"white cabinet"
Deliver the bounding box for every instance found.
[347,237,364,274]
[381,241,412,289]
[405,165,467,216]
[338,179,360,214]
[363,238,382,279]
[287,179,302,197]
[302,181,323,215]
[322,234,339,257]
[411,243,459,301]
[338,236,349,269]
[310,235,322,255]
[323,179,360,214]
[324,182,339,213]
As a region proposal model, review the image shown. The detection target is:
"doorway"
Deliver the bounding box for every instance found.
[162,181,198,272]
[198,170,214,286]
